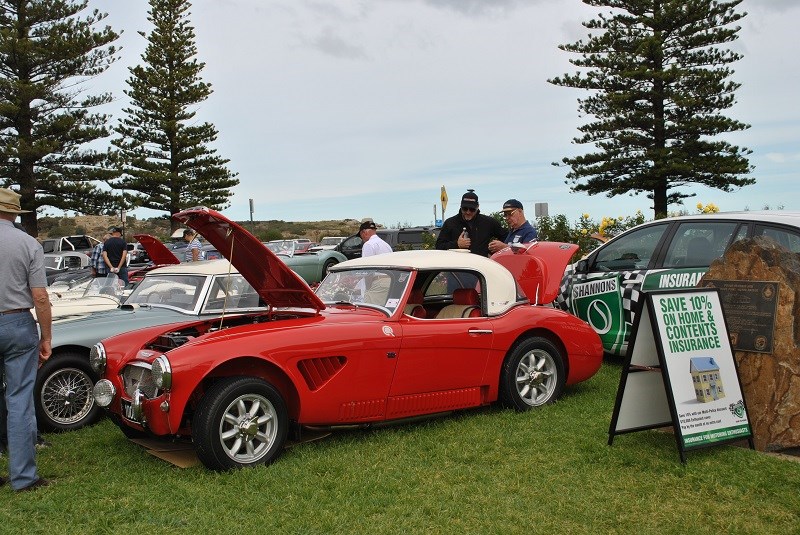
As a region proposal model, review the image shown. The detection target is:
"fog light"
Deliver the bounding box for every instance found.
[93,379,116,407]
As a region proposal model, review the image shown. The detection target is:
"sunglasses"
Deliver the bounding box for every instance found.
[502,209,517,218]
[461,206,477,213]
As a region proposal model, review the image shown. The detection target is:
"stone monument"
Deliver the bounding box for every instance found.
[701,235,800,451]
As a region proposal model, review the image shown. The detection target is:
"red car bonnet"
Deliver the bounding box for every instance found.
[491,242,578,305]
[172,207,326,311]
[133,234,181,266]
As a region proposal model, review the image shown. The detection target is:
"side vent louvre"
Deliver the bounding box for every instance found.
[297,356,347,391]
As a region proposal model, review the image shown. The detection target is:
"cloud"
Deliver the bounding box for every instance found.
[306,27,369,59]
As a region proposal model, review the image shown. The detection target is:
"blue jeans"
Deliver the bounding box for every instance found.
[0,311,40,489]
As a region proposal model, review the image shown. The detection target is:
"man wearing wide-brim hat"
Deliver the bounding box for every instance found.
[0,187,52,492]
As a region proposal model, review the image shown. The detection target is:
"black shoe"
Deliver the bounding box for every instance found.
[0,476,7,486]
[15,478,51,492]
[35,438,51,449]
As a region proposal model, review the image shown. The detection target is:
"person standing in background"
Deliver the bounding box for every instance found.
[183,229,205,262]
[359,221,392,257]
[489,199,538,254]
[90,233,111,277]
[0,188,52,492]
[102,226,128,285]
[435,189,505,257]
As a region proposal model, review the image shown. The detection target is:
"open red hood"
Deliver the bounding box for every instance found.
[172,208,325,311]
[133,234,180,266]
[491,241,578,305]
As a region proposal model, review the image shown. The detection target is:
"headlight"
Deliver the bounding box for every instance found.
[93,379,116,407]
[151,355,172,390]
[90,343,107,373]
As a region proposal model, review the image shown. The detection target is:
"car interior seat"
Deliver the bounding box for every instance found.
[435,288,481,319]
[684,236,713,266]
[403,288,426,318]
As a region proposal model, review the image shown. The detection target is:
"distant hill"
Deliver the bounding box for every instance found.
[37,215,362,244]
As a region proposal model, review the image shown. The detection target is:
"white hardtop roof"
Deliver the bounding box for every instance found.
[148,258,240,276]
[663,211,800,225]
[334,250,520,315]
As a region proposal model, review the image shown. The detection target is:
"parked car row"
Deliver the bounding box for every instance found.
[35,208,800,473]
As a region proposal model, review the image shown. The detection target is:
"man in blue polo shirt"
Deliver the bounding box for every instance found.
[489,199,538,254]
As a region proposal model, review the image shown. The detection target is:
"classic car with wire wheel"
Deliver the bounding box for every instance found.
[91,208,603,471]
[262,239,347,285]
[38,259,265,433]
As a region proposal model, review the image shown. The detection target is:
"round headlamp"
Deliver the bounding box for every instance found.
[151,355,172,390]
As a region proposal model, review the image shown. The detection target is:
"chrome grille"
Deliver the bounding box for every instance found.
[121,362,158,399]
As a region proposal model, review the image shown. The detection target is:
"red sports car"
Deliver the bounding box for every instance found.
[92,208,602,471]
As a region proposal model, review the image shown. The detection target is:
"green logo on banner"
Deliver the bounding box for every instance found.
[570,276,625,353]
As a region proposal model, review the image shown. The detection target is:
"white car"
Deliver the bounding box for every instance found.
[309,236,346,251]
[43,275,127,319]
[558,211,800,356]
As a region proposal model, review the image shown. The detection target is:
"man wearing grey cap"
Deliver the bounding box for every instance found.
[488,199,538,254]
[0,187,52,491]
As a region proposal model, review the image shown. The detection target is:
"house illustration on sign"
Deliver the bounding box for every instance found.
[690,357,725,403]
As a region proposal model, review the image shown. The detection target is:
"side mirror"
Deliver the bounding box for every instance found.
[575,259,589,274]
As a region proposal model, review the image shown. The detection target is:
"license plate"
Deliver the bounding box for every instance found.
[121,399,140,423]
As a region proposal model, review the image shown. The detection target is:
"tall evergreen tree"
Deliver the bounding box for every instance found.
[549,0,754,217]
[113,0,238,232]
[0,0,120,235]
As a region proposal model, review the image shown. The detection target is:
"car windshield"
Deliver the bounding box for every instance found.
[82,275,124,298]
[316,268,412,315]
[264,240,296,256]
[43,256,62,270]
[202,275,264,312]
[126,274,207,312]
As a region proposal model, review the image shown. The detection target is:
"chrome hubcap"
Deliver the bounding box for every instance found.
[219,394,278,464]
[515,349,556,406]
[41,367,94,425]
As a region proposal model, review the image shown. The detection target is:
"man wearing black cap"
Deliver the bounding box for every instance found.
[102,226,129,285]
[359,220,392,257]
[435,189,505,257]
[488,199,538,254]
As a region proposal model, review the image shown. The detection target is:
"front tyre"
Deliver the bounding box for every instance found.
[499,337,565,410]
[35,352,101,432]
[193,377,288,471]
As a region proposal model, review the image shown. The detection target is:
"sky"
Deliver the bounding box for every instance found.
[91,0,799,227]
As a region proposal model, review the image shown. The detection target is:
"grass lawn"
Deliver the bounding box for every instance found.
[3,360,799,534]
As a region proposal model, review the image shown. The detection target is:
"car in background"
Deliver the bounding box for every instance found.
[309,236,346,251]
[127,242,151,264]
[37,259,265,433]
[91,208,602,471]
[557,211,800,357]
[44,251,91,284]
[127,234,182,284]
[264,239,346,284]
[336,226,440,259]
[40,234,100,254]
[42,275,127,319]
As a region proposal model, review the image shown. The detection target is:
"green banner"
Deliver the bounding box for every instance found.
[642,268,707,291]
[570,276,625,354]
[682,424,752,447]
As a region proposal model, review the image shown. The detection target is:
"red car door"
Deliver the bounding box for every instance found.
[388,317,495,417]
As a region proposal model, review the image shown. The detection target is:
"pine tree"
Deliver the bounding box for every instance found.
[112,0,238,232]
[548,0,754,217]
[0,0,120,235]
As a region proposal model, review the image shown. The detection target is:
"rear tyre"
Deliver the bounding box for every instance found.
[193,377,288,471]
[499,337,565,410]
[35,352,102,432]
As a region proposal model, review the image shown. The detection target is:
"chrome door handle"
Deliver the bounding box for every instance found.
[468,329,493,335]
